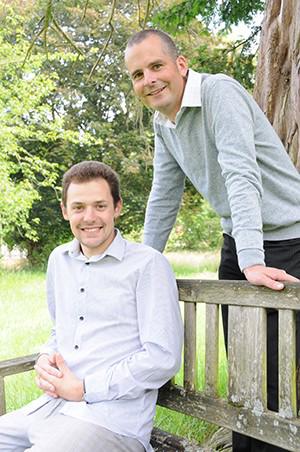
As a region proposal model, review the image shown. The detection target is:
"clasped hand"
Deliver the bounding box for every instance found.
[34,352,84,401]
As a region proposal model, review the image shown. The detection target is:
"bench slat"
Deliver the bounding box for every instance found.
[184,303,197,391]
[158,385,300,452]
[228,306,267,409]
[279,309,297,418]
[205,303,219,396]
[178,280,300,310]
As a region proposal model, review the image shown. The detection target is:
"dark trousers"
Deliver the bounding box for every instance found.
[219,234,300,452]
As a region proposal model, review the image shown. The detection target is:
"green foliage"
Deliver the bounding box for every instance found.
[153,0,265,31]
[167,185,223,252]
[1,0,263,264]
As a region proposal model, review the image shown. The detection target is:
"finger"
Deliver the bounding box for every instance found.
[54,353,67,373]
[35,376,56,393]
[45,390,58,398]
[276,273,299,283]
[263,268,299,283]
[34,365,57,384]
[35,363,62,378]
[258,275,284,291]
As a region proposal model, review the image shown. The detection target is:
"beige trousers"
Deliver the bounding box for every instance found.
[0,399,145,452]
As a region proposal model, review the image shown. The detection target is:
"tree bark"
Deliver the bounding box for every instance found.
[253,0,300,168]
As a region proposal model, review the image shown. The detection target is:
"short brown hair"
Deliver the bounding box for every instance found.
[62,161,121,207]
[126,29,179,60]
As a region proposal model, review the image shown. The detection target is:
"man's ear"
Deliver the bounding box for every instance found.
[114,199,123,219]
[176,55,188,77]
[61,202,69,221]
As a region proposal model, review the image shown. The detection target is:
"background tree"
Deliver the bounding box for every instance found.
[4,0,283,264]
[253,0,300,168]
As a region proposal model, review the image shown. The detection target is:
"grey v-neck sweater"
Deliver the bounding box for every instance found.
[143,71,300,270]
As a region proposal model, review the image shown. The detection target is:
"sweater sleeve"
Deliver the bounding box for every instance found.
[207,78,265,270]
[143,123,186,252]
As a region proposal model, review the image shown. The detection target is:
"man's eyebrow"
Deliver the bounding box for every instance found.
[70,202,84,207]
[130,60,165,78]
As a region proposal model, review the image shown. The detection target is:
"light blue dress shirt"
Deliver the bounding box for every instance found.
[35,230,183,451]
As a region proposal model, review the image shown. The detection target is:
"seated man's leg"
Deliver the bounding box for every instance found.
[0,408,31,451]
[27,414,144,452]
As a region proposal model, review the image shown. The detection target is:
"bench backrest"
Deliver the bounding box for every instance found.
[1,280,300,450]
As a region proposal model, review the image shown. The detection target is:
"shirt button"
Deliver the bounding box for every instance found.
[80,288,85,293]
[74,345,79,350]
[79,316,84,321]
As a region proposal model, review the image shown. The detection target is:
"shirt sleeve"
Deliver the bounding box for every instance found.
[39,252,58,355]
[83,252,183,403]
[143,123,186,252]
[207,78,265,271]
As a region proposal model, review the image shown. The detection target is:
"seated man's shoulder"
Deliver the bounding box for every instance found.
[126,241,170,267]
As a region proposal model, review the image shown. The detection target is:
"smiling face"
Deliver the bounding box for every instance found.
[61,178,122,257]
[125,34,188,122]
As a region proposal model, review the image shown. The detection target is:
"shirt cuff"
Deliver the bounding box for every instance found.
[84,369,110,403]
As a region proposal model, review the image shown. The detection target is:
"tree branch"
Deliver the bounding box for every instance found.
[87,0,117,80]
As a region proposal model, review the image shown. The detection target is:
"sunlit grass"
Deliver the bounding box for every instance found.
[0,251,227,445]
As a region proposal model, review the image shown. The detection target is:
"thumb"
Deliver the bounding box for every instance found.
[54,353,68,372]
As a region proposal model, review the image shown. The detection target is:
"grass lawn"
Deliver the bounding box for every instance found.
[0,250,227,446]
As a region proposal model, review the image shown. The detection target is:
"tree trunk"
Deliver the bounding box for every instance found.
[253,0,300,169]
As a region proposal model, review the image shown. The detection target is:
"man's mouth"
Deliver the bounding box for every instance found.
[80,226,103,232]
[146,86,166,96]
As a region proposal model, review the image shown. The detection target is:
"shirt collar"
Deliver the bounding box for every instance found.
[154,69,202,127]
[64,229,126,262]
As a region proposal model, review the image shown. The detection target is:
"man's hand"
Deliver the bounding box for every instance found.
[35,352,84,401]
[243,265,299,290]
[35,353,62,397]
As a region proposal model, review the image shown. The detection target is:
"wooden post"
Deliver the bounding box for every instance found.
[228,306,267,410]
[278,309,297,418]
[184,302,197,391]
[205,303,219,396]
[0,377,5,416]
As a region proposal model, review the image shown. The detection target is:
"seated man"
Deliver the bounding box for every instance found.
[0,161,183,452]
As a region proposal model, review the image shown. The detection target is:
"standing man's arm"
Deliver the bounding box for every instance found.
[144,127,185,251]
[207,78,298,289]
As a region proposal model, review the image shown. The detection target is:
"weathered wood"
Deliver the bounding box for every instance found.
[1,281,300,451]
[158,385,300,452]
[205,304,219,396]
[151,427,205,451]
[278,309,297,419]
[0,377,5,416]
[178,280,300,310]
[228,306,267,410]
[184,302,197,391]
[0,354,37,378]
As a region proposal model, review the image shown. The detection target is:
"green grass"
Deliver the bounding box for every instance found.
[0,252,227,446]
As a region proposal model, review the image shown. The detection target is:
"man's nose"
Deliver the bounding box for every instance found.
[83,206,97,222]
[144,70,156,85]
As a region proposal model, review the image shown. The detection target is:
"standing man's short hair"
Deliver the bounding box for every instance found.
[62,161,121,207]
[126,29,179,60]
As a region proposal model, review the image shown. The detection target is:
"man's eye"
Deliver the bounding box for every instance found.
[153,64,162,70]
[133,72,143,80]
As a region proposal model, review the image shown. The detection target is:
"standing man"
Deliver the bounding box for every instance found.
[0,161,183,452]
[125,29,300,452]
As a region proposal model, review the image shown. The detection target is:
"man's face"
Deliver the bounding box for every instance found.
[61,178,122,258]
[125,34,188,122]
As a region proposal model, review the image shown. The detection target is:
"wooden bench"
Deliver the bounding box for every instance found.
[1,280,300,451]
